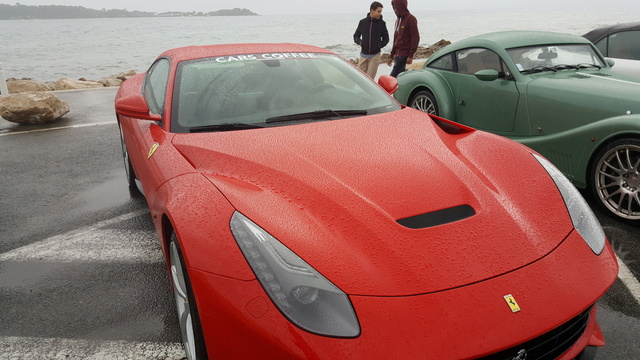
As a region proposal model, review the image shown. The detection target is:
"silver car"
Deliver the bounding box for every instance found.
[583,22,640,78]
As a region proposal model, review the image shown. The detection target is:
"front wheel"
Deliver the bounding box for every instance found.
[118,123,137,192]
[409,90,438,115]
[169,233,208,360]
[591,138,640,222]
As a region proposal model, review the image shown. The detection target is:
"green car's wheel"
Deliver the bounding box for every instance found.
[591,138,640,222]
[169,233,208,360]
[409,90,438,115]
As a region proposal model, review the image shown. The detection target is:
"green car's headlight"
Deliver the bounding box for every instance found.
[230,212,360,338]
[533,154,606,254]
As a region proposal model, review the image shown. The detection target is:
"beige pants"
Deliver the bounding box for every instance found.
[358,53,382,79]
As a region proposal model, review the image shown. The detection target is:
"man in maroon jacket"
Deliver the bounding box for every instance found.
[387,0,420,77]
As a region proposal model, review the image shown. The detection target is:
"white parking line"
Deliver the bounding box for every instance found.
[2,210,640,306]
[617,255,640,304]
[0,336,185,360]
[0,121,116,136]
[0,210,161,263]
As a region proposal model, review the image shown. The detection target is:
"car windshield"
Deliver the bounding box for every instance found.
[171,53,400,132]
[506,44,605,74]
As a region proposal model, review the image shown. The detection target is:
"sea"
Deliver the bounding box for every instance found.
[1,8,639,82]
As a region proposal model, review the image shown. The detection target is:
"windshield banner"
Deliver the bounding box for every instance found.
[215,53,319,63]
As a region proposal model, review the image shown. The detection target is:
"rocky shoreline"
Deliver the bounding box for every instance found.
[4,70,137,94]
[0,70,138,125]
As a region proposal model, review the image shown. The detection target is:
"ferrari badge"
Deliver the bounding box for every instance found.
[504,294,521,313]
[148,143,159,159]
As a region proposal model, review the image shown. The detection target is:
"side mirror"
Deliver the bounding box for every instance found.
[606,58,616,67]
[378,75,398,95]
[115,94,162,121]
[474,69,500,82]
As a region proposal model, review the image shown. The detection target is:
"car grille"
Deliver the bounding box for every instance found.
[478,306,592,360]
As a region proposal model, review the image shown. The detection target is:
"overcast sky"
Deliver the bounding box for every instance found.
[9,0,640,15]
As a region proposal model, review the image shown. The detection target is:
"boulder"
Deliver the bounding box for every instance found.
[406,60,427,71]
[97,76,123,87]
[53,77,104,90]
[413,39,451,59]
[6,79,53,93]
[0,92,70,124]
[114,70,137,80]
[98,70,137,87]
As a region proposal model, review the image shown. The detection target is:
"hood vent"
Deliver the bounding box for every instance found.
[397,205,475,229]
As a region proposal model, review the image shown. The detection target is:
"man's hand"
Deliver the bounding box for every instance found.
[387,57,393,66]
[407,57,413,65]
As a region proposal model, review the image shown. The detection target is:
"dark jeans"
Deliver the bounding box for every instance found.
[390,56,408,77]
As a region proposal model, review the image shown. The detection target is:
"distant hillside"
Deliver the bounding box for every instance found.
[0,4,258,20]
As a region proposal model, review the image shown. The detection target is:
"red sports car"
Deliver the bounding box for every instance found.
[115,43,618,360]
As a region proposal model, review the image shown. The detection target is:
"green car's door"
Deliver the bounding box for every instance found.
[442,48,520,133]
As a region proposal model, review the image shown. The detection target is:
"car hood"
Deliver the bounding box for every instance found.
[172,110,574,296]
[526,70,640,120]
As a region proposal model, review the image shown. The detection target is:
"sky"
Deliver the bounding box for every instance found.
[7,0,640,15]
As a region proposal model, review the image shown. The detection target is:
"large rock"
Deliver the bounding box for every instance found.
[413,39,452,59]
[97,70,137,87]
[97,77,123,87]
[6,79,53,93]
[53,78,104,90]
[0,92,70,124]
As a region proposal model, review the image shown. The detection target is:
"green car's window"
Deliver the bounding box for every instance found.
[456,48,503,74]
[171,53,400,133]
[507,44,605,73]
[607,31,640,60]
[428,53,454,70]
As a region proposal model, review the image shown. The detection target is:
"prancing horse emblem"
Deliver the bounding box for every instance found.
[513,349,527,360]
[503,294,521,313]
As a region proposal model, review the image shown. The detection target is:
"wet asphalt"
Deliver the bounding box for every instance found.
[0,88,639,359]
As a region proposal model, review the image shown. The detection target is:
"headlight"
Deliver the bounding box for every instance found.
[533,154,605,254]
[230,212,360,338]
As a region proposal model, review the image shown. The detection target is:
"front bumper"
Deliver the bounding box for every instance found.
[189,228,618,359]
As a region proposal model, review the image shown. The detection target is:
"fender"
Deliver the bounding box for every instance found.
[511,114,640,188]
[151,172,255,281]
[395,69,456,119]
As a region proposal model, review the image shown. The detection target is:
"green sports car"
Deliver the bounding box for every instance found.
[394,30,640,223]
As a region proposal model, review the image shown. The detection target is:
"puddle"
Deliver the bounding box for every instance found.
[74,173,135,212]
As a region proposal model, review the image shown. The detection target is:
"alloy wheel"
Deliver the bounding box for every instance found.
[593,142,640,220]
[410,92,437,115]
[170,240,197,360]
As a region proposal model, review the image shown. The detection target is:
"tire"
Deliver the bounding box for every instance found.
[118,123,138,192]
[409,90,438,115]
[169,233,208,360]
[591,138,640,222]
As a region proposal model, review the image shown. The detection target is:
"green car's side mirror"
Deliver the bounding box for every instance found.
[606,58,616,67]
[474,69,500,82]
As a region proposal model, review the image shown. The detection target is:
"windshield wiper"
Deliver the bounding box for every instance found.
[577,63,602,70]
[522,65,558,74]
[189,123,264,133]
[553,64,580,70]
[265,109,368,124]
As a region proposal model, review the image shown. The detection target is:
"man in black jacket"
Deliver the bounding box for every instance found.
[353,1,389,79]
